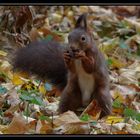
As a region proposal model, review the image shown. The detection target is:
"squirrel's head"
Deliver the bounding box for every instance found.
[68,14,93,51]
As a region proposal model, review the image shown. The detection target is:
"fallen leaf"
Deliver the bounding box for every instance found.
[80,99,101,120]
[0,50,7,57]
[113,130,129,134]
[0,125,8,133]
[54,122,90,134]
[12,72,29,86]
[35,120,53,134]
[106,116,124,124]
[39,83,46,94]
[53,111,81,127]
[5,113,28,134]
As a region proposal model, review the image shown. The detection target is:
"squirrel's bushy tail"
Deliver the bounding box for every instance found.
[12,40,68,90]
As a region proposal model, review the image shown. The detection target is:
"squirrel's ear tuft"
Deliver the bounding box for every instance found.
[75,13,87,29]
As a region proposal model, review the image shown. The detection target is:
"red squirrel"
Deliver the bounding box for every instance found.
[13,14,112,118]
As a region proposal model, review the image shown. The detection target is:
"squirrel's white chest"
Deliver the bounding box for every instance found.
[75,60,95,106]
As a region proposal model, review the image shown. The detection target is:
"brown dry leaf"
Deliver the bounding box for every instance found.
[42,101,59,115]
[113,130,129,134]
[0,50,7,57]
[124,18,140,33]
[38,27,64,42]
[112,108,124,115]
[128,84,140,92]
[36,120,53,134]
[29,27,40,41]
[81,99,101,120]
[26,119,37,133]
[54,122,90,134]
[47,88,61,97]
[111,85,136,98]
[5,113,28,134]
[79,6,89,13]
[1,83,14,91]
[4,104,19,118]
[65,10,74,21]
[6,88,20,106]
[53,111,81,127]
[132,101,140,112]
[0,95,5,109]
[0,60,12,73]
[111,85,137,109]
[111,6,136,17]
[33,14,46,28]
[0,125,8,133]
[125,34,140,45]
[119,60,140,86]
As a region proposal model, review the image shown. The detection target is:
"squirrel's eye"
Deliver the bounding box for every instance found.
[81,35,86,42]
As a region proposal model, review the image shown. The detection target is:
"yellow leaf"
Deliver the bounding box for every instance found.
[21,82,37,91]
[39,84,46,94]
[0,50,7,57]
[106,116,124,124]
[12,72,28,86]
[0,125,8,133]
[110,57,126,69]
[113,90,125,102]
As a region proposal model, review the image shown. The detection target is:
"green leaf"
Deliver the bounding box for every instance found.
[39,115,51,122]
[0,86,7,94]
[46,35,53,41]
[31,96,44,106]
[106,58,113,66]
[90,121,97,126]
[23,109,30,117]
[135,113,140,122]
[123,108,137,117]
[124,108,140,122]
[20,94,33,101]
[80,113,90,121]
[112,99,122,108]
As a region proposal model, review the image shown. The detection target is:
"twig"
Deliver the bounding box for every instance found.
[51,112,54,128]
[80,100,94,117]
[3,31,18,37]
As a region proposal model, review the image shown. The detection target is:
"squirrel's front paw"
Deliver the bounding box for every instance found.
[63,51,75,72]
[75,50,86,59]
[63,51,72,64]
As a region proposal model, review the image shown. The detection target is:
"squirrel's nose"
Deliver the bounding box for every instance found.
[70,45,77,50]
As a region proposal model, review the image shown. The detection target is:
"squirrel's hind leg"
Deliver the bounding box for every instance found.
[58,84,82,114]
[94,88,112,118]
